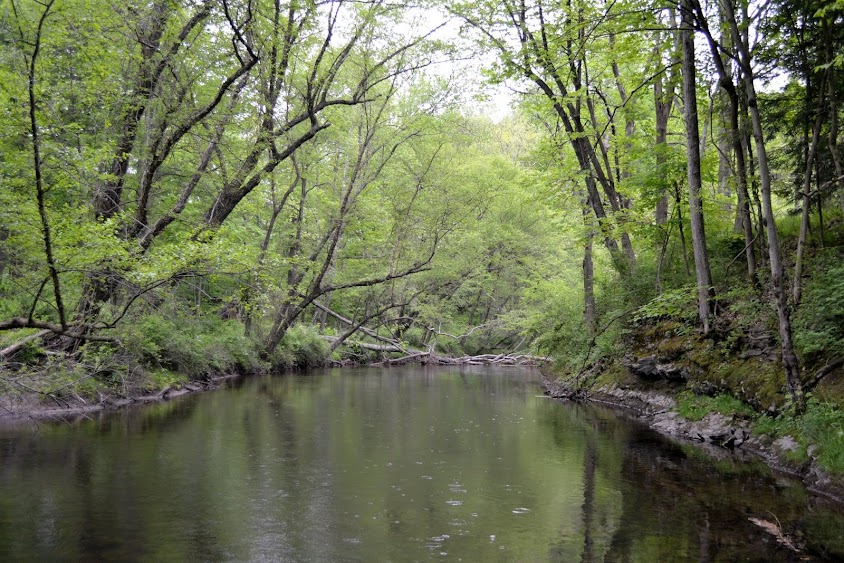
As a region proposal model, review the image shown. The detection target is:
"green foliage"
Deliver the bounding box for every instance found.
[402,327,428,349]
[794,260,844,366]
[754,400,844,474]
[676,392,756,422]
[435,336,465,357]
[149,369,188,391]
[525,276,590,367]
[632,286,698,326]
[269,324,331,371]
[121,314,264,380]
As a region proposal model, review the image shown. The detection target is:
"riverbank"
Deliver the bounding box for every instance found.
[0,349,546,424]
[0,373,246,424]
[541,338,844,505]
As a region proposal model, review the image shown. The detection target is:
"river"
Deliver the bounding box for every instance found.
[1,366,842,561]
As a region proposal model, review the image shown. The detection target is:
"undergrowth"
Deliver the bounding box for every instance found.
[676,392,756,421]
[754,399,844,474]
[121,313,266,379]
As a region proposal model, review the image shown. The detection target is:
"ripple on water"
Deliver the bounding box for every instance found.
[446,500,463,506]
[448,482,467,493]
[342,538,361,545]
[426,534,450,550]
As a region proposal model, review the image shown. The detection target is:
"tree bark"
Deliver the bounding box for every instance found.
[681,0,714,333]
[692,0,757,283]
[654,7,680,225]
[824,20,844,211]
[654,79,673,225]
[94,0,173,220]
[582,202,597,335]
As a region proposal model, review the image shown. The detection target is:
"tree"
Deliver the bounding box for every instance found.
[451,0,640,273]
[722,0,804,408]
[680,0,714,333]
[0,0,452,348]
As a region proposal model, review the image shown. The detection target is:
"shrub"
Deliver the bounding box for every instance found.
[121,313,264,379]
[754,400,844,474]
[402,326,428,349]
[794,261,844,366]
[270,324,330,371]
[632,285,698,325]
[435,336,464,357]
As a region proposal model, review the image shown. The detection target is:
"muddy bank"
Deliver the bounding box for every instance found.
[542,377,844,505]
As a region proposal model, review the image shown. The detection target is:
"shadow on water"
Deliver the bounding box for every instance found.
[0,366,842,561]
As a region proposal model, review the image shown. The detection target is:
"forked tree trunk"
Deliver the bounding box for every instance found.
[726,0,803,409]
[692,0,757,283]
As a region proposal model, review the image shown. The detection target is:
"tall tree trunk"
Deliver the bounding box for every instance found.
[740,91,768,262]
[27,0,67,331]
[582,203,597,335]
[681,0,714,333]
[793,97,825,304]
[654,79,672,225]
[675,183,693,277]
[727,0,803,409]
[654,8,680,225]
[693,0,757,282]
[94,0,172,221]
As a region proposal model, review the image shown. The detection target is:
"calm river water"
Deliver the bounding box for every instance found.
[1,366,843,561]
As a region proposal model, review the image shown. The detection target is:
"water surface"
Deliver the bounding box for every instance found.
[1,366,842,561]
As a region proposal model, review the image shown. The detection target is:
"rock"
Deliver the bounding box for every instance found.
[652,411,684,436]
[647,410,750,449]
[694,412,734,444]
[773,435,800,453]
[740,349,763,359]
[625,355,688,382]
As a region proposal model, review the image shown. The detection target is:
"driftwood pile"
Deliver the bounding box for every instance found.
[316,304,548,367]
[372,352,547,367]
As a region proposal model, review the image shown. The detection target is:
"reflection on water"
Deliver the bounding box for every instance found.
[0,366,842,561]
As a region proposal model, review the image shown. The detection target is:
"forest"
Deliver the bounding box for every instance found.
[1,0,843,469]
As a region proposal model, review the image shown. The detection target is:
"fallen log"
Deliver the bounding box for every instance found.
[321,336,405,353]
[321,334,550,366]
[372,351,550,367]
[313,302,403,348]
[373,352,431,366]
[0,329,51,359]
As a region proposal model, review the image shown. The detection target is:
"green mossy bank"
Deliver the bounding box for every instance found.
[544,307,844,500]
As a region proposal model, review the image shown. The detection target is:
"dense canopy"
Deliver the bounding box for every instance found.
[1,0,843,416]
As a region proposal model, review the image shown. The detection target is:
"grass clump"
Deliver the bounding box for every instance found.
[754,399,844,474]
[676,391,756,421]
